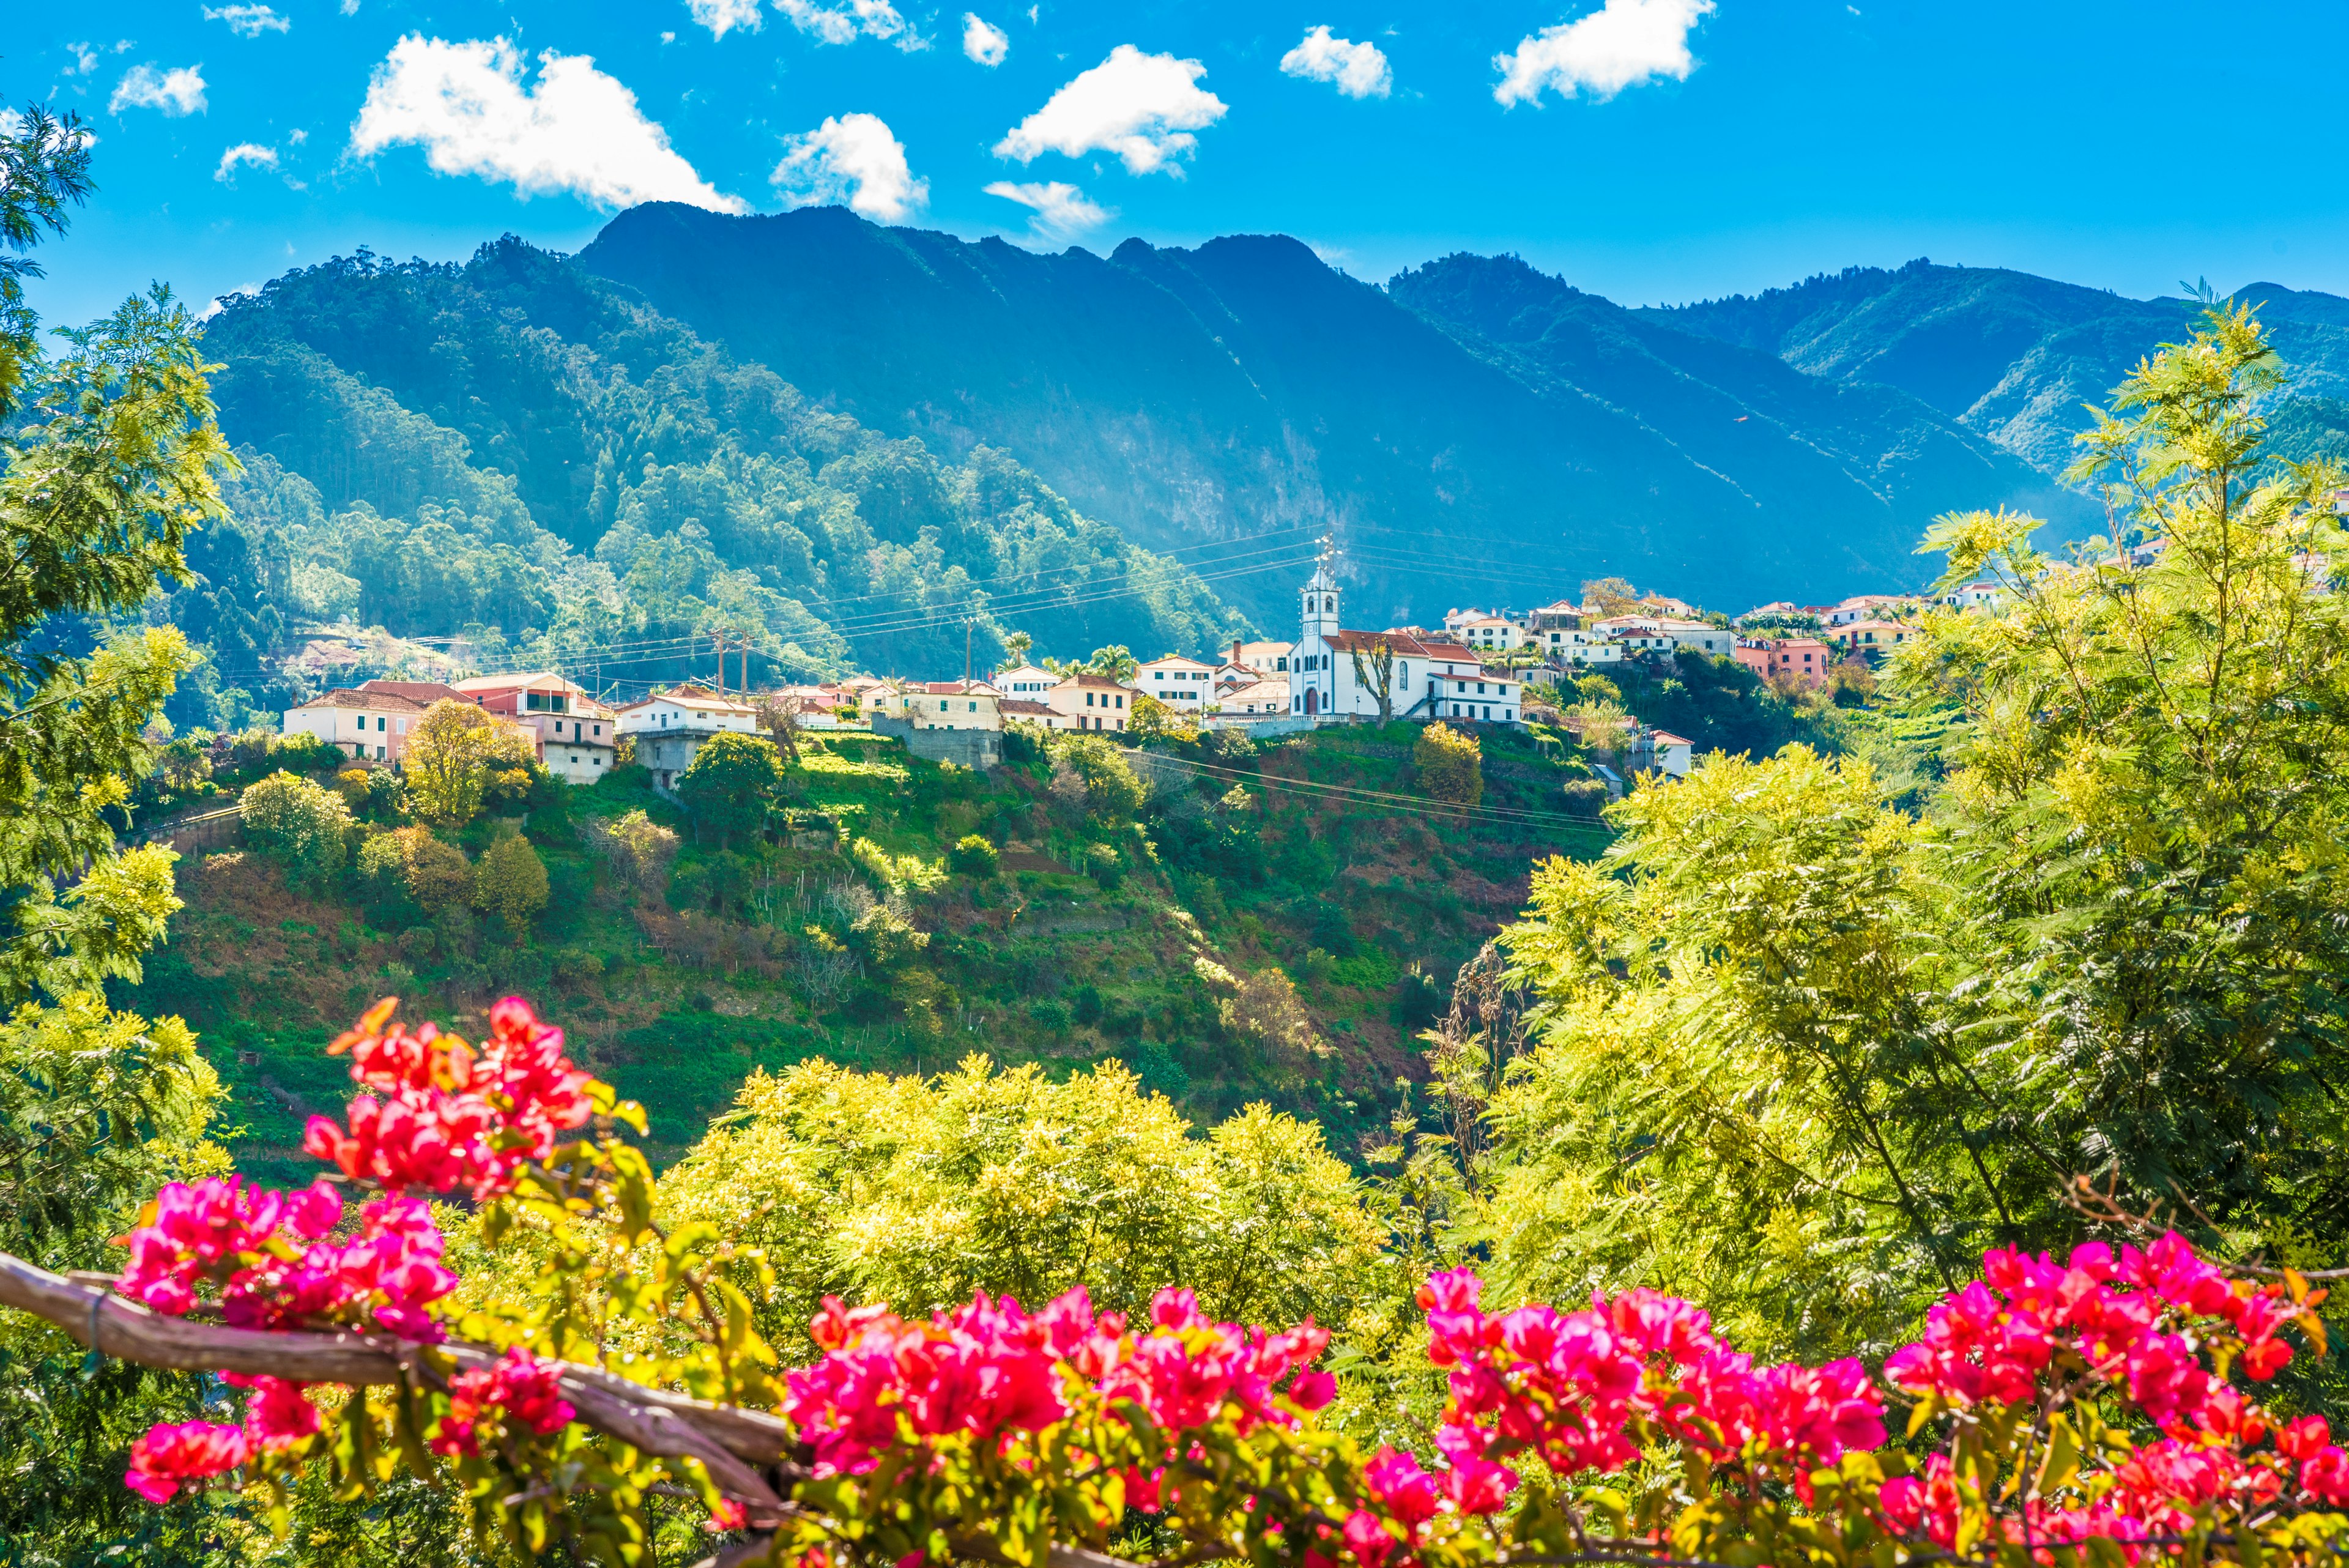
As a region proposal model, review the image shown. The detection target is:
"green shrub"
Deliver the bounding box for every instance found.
[1083,843,1123,889]
[239,770,352,888]
[949,834,1000,877]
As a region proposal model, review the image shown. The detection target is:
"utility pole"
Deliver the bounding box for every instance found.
[711,628,732,697]
[964,620,973,686]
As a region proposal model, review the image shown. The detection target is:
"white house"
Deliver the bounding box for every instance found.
[1825,594,1913,626]
[872,681,1004,732]
[1444,610,1529,653]
[614,685,759,795]
[1211,677,1292,718]
[1231,639,1295,675]
[1286,566,1521,724]
[989,664,1061,698]
[284,688,431,764]
[1943,581,2009,611]
[1138,654,1219,708]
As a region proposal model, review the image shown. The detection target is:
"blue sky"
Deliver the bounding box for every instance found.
[13,0,2349,329]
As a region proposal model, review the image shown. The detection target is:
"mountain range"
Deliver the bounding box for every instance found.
[177,207,2349,710]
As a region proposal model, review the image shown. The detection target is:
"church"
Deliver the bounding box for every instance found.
[1284,564,1525,725]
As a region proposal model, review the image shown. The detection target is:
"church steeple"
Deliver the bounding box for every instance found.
[1302,555,1340,637]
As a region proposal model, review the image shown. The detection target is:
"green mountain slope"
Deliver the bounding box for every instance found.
[1643,261,2349,475]
[575,205,2087,619]
[179,237,1248,720]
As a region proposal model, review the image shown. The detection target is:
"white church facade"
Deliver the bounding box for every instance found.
[1285,565,1524,725]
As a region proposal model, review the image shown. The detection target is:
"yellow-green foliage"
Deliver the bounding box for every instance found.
[239,768,355,885]
[473,830,551,932]
[798,748,908,783]
[653,1055,1386,1339]
[1490,746,1950,1362]
[1412,723,1483,805]
[848,835,945,896]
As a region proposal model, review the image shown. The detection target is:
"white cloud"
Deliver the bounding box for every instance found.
[349,35,745,212]
[214,141,278,180]
[61,42,102,76]
[962,13,1009,65]
[688,0,763,38]
[775,0,926,51]
[110,64,208,116]
[993,45,1226,176]
[1279,26,1390,98]
[341,0,360,13]
[204,4,291,37]
[287,127,307,143]
[984,180,1110,243]
[771,112,926,221]
[1494,0,1714,106]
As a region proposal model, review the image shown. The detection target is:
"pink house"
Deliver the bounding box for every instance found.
[1734,636,1835,689]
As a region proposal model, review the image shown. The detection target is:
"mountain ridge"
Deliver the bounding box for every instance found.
[576,204,2091,621]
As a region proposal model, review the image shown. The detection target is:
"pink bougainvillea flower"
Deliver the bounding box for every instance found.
[125,1421,250,1504]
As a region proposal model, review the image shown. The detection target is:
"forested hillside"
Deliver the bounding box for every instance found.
[1644,259,2349,472]
[172,238,1249,727]
[576,204,2085,623]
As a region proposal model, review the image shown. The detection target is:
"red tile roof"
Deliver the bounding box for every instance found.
[358,680,470,705]
[1324,629,1480,661]
[300,688,428,713]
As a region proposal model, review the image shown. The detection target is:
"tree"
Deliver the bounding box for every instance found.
[473,830,550,936]
[1489,306,2349,1366]
[1348,636,1397,723]
[1580,575,1642,615]
[1413,722,1482,805]
[599,808,680,899]
[754,691,806,764]
[358,825,472,913]
[238,769,354,888]
[404,699,532,827]
[677,731,788,847]
[158,736,211,793]
[997,630,1033,670]
[1055,734,1147,823]
[1085,644,1138,683]
[1127,691,1191,741]
[1896,302,2349,1255]
[0,102,242,1564]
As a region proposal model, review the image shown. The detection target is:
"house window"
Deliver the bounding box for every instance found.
[1116,695,1125,708]
[1086,693,1096,707]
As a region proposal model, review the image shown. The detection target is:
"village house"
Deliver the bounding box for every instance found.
[1288,566,1519,724]
[1232,639,1295,675]
[1138,654,1219,708]
[283,687,432,764]
[1733,636,1836,689]
[1628,727,1696,780]
[450,672,617,784]
[614,685,759,795]
[872,681,1004,732]
[1943,580,2009,610]
[1830,619,1915,653]
[1444,609,1530,653]
[1211,677,1292,719]
[1041,672,1136,732]
[1825,593,1915,626]
[988,663,1061,697]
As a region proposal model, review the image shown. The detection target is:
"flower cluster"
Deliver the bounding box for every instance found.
[125,1421,250,1504]
[1878,1234,2343,1548]
[303,997,593,1200]
[1417,1269,1882,1490]
[122,1375,325,1503]
[1886,1234,2302,1416]
[782,1284,1334,1483]
[114,998,598,1509]
[116,1180,456,1341]
[431,1349,576,1459]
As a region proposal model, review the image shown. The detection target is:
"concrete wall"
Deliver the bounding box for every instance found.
[871,716,1001,769]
